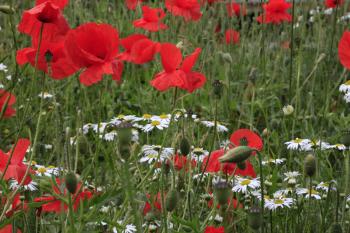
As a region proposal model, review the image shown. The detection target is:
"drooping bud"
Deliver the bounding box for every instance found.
[304,154,316,177]
[248,206,262,230]
[212,80,223,99]
[180,137,190,156]
[0,5,15,14]
[165,189,179,212]
[218,146,254,163]
[213,180,231,206]
[65,172,78,194]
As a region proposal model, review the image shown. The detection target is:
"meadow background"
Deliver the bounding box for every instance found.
[0,0,350,232]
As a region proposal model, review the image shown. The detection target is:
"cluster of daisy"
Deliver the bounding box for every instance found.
[285,138,346,151]
[339,80,350,103]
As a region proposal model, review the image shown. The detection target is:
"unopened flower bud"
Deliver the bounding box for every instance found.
[304,154,316,177]
[65,172,78,194]
[0,5,15,14]
[212,80,223,99]
[165,189,179,212]
[282,105,294,116]
[219,52,233,64]
[219,146,254,163]
[179,137,190,156]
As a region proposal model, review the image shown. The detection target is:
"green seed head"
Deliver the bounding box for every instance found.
[165,189,179,212]
[304,154,316,177]
[65,172,78,194]
[179,137,191,156]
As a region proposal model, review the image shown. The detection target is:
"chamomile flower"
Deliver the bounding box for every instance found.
[264,194,294,210]
[140,145,174,164]
[285,138,311,150]
[0,83,4,89]
[38,92,54,99]
[200,121,228,132]
[113,224,137,233]
[303,140,331,151]
[262,158,286,166]
[151,114,171,124]
[83,123,98,134]
[133,113,154,122]
[110,115,138,125]
[190,147,209,162]
[100,131,118,141]
[327,144,347,150]
[339,81,350,93]
[296,188,321,200]
[232,176,260,194]
[9,179,38,191]
[274,188,295,196]
[316,181,337,192]
[343,92,350,103]
[220,140,232,149]
[283,171,300,182]
[142,120,169,132]
[34,165,61,177]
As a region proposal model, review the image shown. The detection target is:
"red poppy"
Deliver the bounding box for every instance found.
[118,34,161,64]
[229,129,263,151]
[0,139,34,185]
[64,23,124,86]
[165,0,202,21]
[325,0,344,8]
[225,29,240,45]
[202,149,256,177]
[16,40,78,79]
[0,90,16,118]
[34,178,93,213]
[36,0,69,9]
[143,192,162,216]
[256,0,292,24]
[168,154,196,171]
[226,1,246,17]
[338,31,350,70]
[18,1,70,42]
[0,225,21,233]
[5,194,29,218]
[204,226,225,233]
[133,6,168,32]
[150,43,206,93]
[125,0,144,10]
[200,0,221,5]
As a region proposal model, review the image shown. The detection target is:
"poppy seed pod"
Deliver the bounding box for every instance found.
[218,146,254,163]
[304,154,316,177]
[212,80,223,99]
[165,189,179,212]
[248,206,262,230]
[180,137,190,156]
[0,5,15,14]
[213,180,231,206]
[65,172,78,194]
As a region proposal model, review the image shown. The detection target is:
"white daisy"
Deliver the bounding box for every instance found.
[5,75,11,80]
[151,114,171,124]
[100,131,118,141]
[264,194,294,210]
[140,145,174,164]
[209,214,223,223]
[142,120,169,132]
[326,144,347,150]
[38,92,54,99]
[200,120,228,132]
[9,179,38,191]
[110,115,138,125]
[262,158,286,166]
[283,171,300,182]
[339,81,350,93]
[316,181,337,192]
[190,147,209,162]
[44,144,53,150]
[0,63,8,72]
[133,113,154,122]
[113,224,137,233]
[220,140,232,149]
[274,188,295,196]
[82,123,98,135]
[232,176,260,194]
[0,83,4,89]
[296,188,321,200]
[303,140,331,151]
[344,92,350,103]
[284,138,310,150]
[34,165,61,177]
[282,105,294,116]
[347,195,350,202]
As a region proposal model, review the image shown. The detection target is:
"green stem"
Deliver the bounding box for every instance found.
[257,151,265,233]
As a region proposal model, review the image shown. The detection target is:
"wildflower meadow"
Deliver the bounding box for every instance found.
[1,0,350,232]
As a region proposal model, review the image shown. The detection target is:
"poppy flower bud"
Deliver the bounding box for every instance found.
[165,189,179,212]
[218,146,254,163]
[341,131,350,147]
[0,5,14,14]
[65,172,78,194]
[218,51,233,64]
[248,206,262,230]
[304,154,316,177]
[237,161,246,170]
[330,223,343,233]
[45,50,53,63]
[213,180,231,206]
[212,80,223,99]
[180,137,190,156]
[76,135,89,155]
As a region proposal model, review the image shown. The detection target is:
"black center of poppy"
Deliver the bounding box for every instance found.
[239,137,248,146]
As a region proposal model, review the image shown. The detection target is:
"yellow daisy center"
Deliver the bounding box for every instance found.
[274,199,284,205]
[151,121,160,126]
[240,179,251,186]
[143,114,152,119]
[117,114,125,119]
[293,138,303,143]
[159,114,168,119]
[37,167,47,173]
